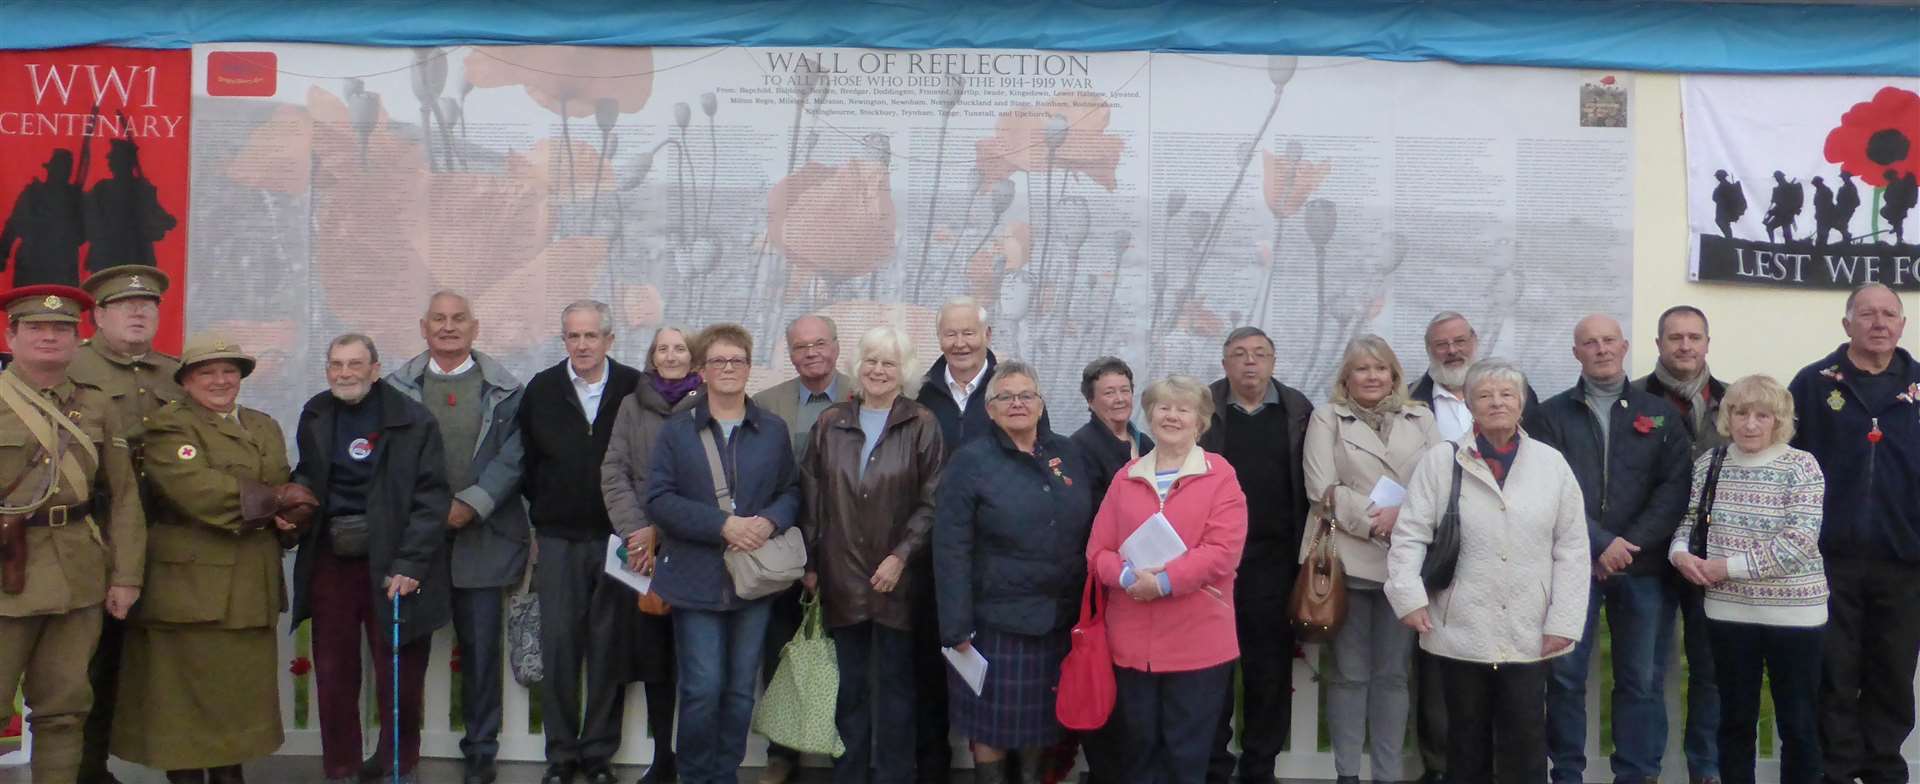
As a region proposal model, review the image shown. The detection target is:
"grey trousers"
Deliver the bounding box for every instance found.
[1327,585,1414,780]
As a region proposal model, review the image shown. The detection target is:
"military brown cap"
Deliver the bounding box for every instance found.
[175,332,256,383]
[82,264,170,305]
[3,285,92,324]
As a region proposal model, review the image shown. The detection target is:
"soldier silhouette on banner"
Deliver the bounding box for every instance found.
[1812,176,1839,247]
[0,148,89,286]
[1835,170,1861,244]
[1881,169,1917,246]
[1710,169,1746,239]
[1763,170,1803,244]
[84,137,176,273]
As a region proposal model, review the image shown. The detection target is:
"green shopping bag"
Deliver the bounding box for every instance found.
[752,593,845,756]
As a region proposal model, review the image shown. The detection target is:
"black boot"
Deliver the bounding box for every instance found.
[1016,748,1048,784]
[208,765,247,784]
[165,771,208,784]
[641,684,678,783]
[974,759,1012,784]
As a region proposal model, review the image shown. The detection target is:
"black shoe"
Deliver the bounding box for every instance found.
[542,763,578,784]
[464,755,499,784]
[583,766,618,784]
[358,758,387,782]
[1422,773,1450,784]
[638,755,678,784]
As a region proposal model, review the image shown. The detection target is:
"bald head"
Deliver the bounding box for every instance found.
[1572,313,1628,382]
[1843,283,1907,364]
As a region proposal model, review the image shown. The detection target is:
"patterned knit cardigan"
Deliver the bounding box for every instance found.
[1668,443,1828,627]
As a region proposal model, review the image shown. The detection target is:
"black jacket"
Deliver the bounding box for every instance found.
[914,350,1049,459]
[1070,414,1153,506]
[518,358,642,541]
[1199,377,1312,601]
[1525,378,1693,576]
[934,426,1093,645]
[1788,345,1920,563]
[1634,372,1728,460]
[291,380,452,644]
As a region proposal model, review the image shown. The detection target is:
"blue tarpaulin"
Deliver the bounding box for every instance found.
[0,0,1915,76]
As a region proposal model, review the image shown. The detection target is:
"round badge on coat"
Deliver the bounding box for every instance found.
[348,437,374,461]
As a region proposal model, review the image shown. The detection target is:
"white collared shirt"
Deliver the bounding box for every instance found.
[946,364,982,413]
[567,361,610,426]
[1431,382,1473,442]
[429,353,477,376]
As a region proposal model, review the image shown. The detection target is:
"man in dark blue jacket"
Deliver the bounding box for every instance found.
[1525,314,1692,784]
[1788,283,1919,784]
[647,323,802,784]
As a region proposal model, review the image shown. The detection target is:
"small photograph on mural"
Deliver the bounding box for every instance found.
[1580,75,1627,128]
[1686,76,1920,290]
[0,46,190,351]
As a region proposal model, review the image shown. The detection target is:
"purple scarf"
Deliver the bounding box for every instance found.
[649,372,701,407]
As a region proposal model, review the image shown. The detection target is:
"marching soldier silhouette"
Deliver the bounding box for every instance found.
[0,284,146,784]
[84,138,177,274]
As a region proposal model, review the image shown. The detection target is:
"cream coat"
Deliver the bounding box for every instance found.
[1300,402,1439,582]
[1385,437,1590,664]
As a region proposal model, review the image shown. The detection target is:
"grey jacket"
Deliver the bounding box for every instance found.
[386,350,530,589]
[602,374,703,537]
[753,372,854,456]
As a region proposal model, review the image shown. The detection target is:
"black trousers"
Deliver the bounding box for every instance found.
[534,535,630,768]
[1118,663,1234,784]
[1819,558,1920,784]
[1438,656,1548,784]
[1710,619,1823,784]
[911,567,952,783]
[451,585,506,761]
[77,613,124,782]
[1414,648,1450,777]
[832,621,916,784]
[761,584,806,767]
[1208,590,1294,784]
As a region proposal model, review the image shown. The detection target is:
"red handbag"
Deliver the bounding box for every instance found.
[1056,572,1116,730]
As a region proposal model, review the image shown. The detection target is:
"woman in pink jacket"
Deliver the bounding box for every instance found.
[1085,374,1249,784]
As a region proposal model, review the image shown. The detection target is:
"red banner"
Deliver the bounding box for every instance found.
[0,46,189,353]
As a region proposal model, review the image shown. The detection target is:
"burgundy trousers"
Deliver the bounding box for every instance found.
[310,545,432,778]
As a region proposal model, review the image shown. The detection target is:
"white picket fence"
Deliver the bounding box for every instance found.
[6,585,1919,782]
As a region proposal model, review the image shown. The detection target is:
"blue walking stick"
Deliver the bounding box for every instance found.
[391,591,401,784]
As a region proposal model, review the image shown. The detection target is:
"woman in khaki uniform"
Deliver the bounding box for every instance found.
[114,334,297,784]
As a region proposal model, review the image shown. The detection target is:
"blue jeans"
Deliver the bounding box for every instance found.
[674,601,772,784]
[1547,573,1677,783]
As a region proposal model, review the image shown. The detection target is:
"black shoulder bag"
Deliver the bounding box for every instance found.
[1687,446,1730,558]
[1420,442,1466,594]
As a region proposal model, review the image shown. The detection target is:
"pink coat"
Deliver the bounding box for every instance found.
[1086,446,1248,673]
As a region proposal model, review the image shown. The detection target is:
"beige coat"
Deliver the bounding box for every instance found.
[1301,402,1439,583]
[1385,438,1590,664]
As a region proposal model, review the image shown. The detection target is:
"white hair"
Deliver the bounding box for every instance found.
[560,299,613,335]
[1463,358,1528,402]
[937,296,990,330]
[852,325,924,400]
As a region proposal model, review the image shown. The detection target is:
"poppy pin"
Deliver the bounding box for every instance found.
[1633,414,1663,435]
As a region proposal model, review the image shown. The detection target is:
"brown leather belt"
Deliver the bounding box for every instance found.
[24,502,91,527]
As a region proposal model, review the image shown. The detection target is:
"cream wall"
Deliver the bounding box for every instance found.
[1627,74,1914,382]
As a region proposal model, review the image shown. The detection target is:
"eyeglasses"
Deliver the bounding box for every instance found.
[1427,337,1473,353]
[704,357,751,370]
[989,392,1042,406]
[790,339,833,355]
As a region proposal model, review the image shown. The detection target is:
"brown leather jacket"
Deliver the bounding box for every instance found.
[801,396,944,630]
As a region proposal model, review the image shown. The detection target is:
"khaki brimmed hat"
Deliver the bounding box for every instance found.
[3,285,92,324]
[175,332,256,383]
[81,264,170,305]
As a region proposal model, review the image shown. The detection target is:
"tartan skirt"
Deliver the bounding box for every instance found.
[947,627,1069,748]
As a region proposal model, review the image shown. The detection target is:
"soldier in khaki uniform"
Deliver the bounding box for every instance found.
[113,334,296,784]
[69,263,180,784]
[0,284,145,784]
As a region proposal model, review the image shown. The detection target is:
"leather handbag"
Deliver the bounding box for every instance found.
[700,427,806,600]
[1420,442,1467,594]
[1056,572,1116,730]
[1289,487,1348,642]
[634,533,672,616]
[1688,446,1729,558]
